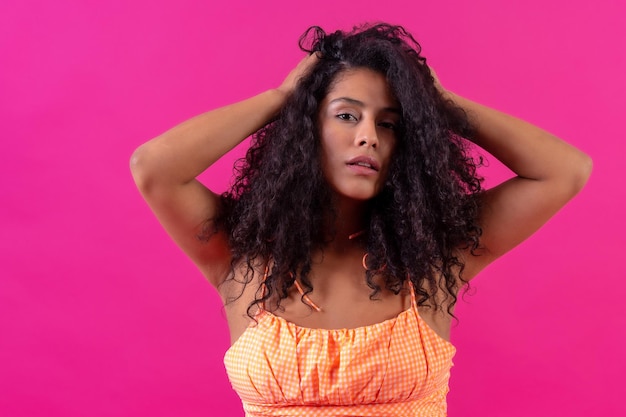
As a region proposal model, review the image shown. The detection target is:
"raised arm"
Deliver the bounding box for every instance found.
[442,89,593,280]
[130,54,318,286]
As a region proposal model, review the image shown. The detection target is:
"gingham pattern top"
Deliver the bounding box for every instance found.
[224,281,456,416]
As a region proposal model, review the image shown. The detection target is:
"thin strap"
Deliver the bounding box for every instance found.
[293,275,322,312]
[407,280,418,310]
[260,265,322,312]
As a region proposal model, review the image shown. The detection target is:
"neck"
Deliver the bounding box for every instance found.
[323,197,369,253]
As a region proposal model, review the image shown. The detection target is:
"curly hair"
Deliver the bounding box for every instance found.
[208,23,483,317]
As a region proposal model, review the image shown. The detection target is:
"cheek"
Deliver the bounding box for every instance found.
[383,139,397,164]
[319,130,342,165]
[320,149,341,181]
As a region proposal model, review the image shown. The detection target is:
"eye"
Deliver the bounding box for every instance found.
[378,121,397,130]
[337,113,357,122]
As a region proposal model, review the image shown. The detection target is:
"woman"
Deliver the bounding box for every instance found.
[131,24,591,416]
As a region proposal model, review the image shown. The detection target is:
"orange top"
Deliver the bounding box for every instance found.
[224,281,456,417]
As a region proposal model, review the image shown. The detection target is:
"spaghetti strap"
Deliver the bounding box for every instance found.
[407,280,419,310]
[293,278,322,312]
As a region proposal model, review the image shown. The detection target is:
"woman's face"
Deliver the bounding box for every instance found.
[318,68,400,202]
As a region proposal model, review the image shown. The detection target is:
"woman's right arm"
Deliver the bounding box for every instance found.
[130,89,286,286]
[130,54,318,286]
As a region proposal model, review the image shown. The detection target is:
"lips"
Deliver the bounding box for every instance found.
[346,155,380,172]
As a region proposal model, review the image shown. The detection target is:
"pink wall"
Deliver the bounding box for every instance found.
[1,0,623,416]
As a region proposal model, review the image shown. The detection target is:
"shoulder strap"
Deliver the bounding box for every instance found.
[293,277,322,312]
[407,280,419,310]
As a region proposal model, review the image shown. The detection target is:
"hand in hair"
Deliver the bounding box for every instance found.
[277,52,321,97]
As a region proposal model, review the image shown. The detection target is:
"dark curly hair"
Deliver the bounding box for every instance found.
[208,23,483,317]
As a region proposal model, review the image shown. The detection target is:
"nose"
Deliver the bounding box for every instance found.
[354,120,378,149]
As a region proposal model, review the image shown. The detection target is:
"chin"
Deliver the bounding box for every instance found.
[327,179,384,203]
[334,188,380,202]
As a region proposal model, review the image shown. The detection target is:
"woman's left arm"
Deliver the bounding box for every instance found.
[445,91,593,279]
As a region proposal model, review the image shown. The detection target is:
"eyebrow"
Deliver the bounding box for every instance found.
[329,97,401,114]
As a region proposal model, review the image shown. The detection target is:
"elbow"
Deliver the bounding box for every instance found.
[576,152,593,189]
[568,151,593,195]
[129,144,156,193]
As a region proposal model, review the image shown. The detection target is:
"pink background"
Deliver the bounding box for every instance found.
[1,0,624,416]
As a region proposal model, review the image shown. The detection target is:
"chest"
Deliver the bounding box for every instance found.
[224,307,456,407]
